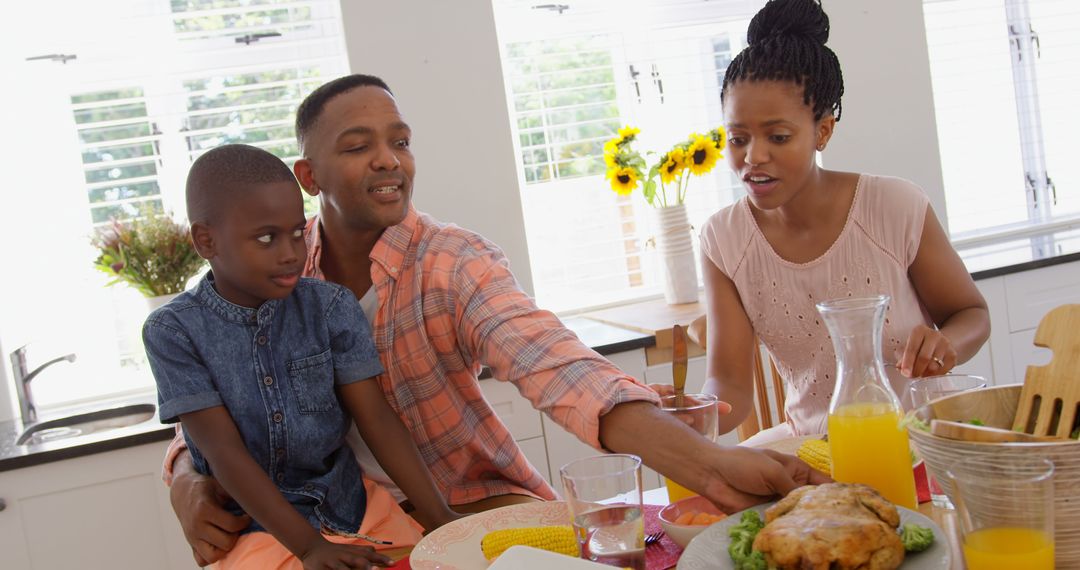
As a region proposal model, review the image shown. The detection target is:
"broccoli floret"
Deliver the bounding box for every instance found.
[728,510,768,570]
[900,523,935,552]
[966,418,985,426]
[1071,427,1079,440]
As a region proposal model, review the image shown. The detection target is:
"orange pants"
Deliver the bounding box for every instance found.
[213,477,423,570]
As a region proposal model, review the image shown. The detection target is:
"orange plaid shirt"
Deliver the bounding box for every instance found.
[165,206,658,505]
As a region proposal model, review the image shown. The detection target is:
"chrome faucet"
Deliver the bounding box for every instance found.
[10,345,76,425]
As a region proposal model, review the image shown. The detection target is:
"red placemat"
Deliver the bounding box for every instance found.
[643,503,682,570]
[392,555,411,569]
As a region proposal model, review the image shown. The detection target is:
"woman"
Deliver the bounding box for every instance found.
[701,0,990,443]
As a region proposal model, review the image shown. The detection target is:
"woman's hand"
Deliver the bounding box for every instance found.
[895,325,957,378]
[645,384,734,415]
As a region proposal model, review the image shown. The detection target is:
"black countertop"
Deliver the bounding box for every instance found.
[0,318,653,473]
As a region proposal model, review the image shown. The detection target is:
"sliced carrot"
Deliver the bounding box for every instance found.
[674,511,696,525]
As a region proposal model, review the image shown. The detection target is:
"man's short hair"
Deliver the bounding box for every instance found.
[185,144,298,225]
[295,74,393,153]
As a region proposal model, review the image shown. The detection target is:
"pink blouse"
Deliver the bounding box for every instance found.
[700,174,934,435]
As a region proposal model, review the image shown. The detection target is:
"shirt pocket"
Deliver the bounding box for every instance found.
[286,349,338,414]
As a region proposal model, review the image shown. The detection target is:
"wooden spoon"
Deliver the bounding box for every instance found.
[931,419,1058,443]
[1012,304,1080,439]
[673,324,687,408]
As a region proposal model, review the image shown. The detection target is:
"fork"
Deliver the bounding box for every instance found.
[645,530,664,546]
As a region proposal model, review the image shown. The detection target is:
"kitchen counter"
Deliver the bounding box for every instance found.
[0,391,174,473]
[0,318,653,473]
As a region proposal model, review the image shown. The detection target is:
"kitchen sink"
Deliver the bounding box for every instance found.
[16,403,156,446]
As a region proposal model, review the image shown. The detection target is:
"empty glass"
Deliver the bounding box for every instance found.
[908,374,988,409]
[908,374,987,508]
[948,455,1055,570]
[560,454,645,570]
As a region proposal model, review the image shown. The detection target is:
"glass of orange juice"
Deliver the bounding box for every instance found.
[948,455,1055,570]
[658,393,719,502]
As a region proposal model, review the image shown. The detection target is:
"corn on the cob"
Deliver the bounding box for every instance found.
[796,438,832,474]
[480,525,579,561]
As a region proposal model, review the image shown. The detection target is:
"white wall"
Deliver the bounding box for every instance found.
[338,0,535,295]
[821,0,949,230]
[336,0,949,281]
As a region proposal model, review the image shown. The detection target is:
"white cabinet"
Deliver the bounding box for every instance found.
[966,260,1080,386]
[0,441,195,570]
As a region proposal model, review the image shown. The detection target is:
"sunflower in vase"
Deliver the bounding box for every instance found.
[602,125,726,207]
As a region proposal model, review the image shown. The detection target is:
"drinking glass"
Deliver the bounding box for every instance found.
[560,454,645,570]
[907,374,988,508]
[658,393,719,502]
[948,455,1055,570]
[907,374,987,409]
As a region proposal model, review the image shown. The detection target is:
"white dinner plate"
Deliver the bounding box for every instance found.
[410,501,574,570]
[676,501,951,570]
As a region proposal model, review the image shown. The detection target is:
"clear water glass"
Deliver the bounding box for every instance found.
[560,454,645,570]
[908,374,988,508]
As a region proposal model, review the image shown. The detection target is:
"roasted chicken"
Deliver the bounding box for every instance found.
[752,483,905,570]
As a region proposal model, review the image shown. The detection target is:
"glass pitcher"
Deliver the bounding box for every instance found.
[816,295,917,509]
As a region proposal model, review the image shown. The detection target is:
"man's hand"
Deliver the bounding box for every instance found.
[700,446,831,513]
[300,540,392,570]
[170,452,251,565]
[599,401,828,516]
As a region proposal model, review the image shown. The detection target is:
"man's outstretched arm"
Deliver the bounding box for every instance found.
[599,401,830,512]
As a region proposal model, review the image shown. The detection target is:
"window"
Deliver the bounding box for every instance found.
[493,0,761,312]
[0,0,347,410]
[923,0,1080,241]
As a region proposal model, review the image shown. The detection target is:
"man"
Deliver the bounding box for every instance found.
[166,74,826,565]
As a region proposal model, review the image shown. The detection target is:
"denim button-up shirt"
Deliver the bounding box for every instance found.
[144,274,384,535]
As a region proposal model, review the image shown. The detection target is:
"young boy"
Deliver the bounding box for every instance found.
[143,144,458,569]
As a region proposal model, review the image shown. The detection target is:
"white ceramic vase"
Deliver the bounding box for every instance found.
[652,204,699,304]
[145,292,180,312]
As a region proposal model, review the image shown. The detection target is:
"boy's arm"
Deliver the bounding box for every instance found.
[339,379,459,531]
[180,406,325,559]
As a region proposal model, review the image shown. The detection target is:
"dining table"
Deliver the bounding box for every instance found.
[383,433,963,569]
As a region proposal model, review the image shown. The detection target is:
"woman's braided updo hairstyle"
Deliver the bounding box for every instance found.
[721,0,844,122]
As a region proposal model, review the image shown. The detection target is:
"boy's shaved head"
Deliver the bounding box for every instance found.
[186,144,299,225]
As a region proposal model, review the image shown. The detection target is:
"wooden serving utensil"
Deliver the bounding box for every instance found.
[931,419,1057,443]
[673,324,688,408]
[1012,304,1080,439]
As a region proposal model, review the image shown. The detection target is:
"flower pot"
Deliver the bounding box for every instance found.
[653,204,699,304]
[145,293,180,312]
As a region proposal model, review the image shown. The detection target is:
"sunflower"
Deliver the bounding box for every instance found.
[604,150,618,169]
[709,126,727,154]
[686,134,721,175]
[617,125,640,143]
[659,147,686,185]
[608,166,640,195]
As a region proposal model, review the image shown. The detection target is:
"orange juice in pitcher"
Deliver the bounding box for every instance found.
[828,402,917,509]
[817,296,917,510]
